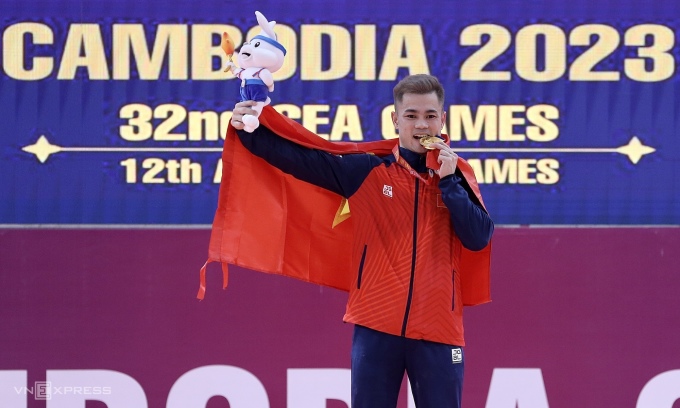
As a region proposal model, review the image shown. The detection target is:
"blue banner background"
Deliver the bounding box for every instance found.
[2,0,679,225]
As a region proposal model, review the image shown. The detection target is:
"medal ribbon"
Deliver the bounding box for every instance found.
[392,145,433,185]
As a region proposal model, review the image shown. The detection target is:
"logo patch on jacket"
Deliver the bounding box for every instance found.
[383,185,393,198]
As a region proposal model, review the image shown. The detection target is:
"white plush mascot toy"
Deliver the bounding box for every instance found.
[223,11,286,132]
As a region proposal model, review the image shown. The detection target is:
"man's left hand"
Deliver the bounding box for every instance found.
[433,141,458,178]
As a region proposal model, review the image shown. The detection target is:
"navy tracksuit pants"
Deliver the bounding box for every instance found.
[351,325,464,408]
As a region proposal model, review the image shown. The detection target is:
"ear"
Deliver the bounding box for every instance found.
[391,111,397,127]
[255,11,277,39]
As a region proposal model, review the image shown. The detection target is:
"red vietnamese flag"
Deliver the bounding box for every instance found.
[199,106,492,306]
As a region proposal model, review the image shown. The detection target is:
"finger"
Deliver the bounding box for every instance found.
[234,100,257,113]
[230,117,243,129]
[439,150,453,159]
[233,107,255,118]
[237,100,258,107]
[436,145,458,159]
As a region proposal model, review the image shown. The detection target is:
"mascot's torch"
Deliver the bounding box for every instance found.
[221,32,235,73]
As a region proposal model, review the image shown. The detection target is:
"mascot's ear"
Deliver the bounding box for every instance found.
[255,11,277,40]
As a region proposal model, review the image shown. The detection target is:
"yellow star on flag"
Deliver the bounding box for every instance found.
[332,198,351,228]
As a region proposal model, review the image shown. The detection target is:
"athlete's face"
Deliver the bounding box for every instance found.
[392,92,446,154]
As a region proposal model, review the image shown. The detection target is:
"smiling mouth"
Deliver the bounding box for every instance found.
[241,52,251,57]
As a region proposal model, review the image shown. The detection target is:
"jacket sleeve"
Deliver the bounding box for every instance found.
[439,171,494,251]
[236,126,382,198]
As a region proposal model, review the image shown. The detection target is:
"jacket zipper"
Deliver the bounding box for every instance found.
[401,178,419,336]
[452,269,456,311]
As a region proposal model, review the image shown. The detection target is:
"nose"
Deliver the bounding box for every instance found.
[415,119,428,129]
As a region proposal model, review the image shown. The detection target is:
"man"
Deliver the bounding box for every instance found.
[229,74,493,407]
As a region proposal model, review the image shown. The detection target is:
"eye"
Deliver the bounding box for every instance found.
[254,41,261,47]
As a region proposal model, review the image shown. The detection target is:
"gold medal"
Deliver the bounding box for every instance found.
[419,136,440,149]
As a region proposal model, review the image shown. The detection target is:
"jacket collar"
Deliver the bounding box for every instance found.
[398,147,428,173]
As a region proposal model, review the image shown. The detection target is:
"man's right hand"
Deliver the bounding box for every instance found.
[231,100,259,130]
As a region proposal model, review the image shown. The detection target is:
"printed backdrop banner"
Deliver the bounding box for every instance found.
[1,227,679,407]
[1,0,679,225]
